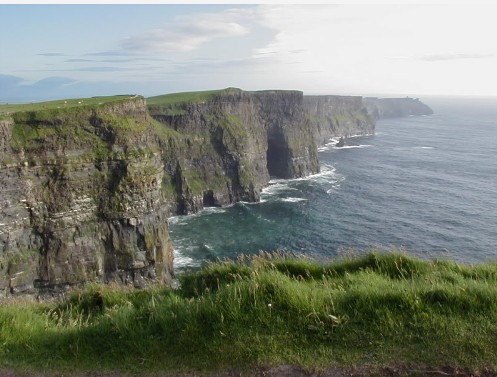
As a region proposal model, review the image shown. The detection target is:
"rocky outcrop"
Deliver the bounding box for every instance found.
[304,95,375,145]
[0,97,174,296]
[364,97,434,119]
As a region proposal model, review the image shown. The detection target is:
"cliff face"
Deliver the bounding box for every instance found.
[304,95,375,145]
[0,97,174,296]
[0,89,432,296]
[148,89,319,214]
[0,89,320,296]
[364,97,434,119]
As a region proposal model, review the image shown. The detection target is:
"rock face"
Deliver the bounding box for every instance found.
[0,89,433,296]
[0,89,320,296]
[364,97,434,119]
[148,89,319,214]
[0,97,175,296]
[304,95,375,145]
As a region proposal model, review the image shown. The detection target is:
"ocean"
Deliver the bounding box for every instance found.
[169,96,497,272]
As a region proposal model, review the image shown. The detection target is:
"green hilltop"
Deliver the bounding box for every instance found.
[0,95,138,117]
[147,88,241,106]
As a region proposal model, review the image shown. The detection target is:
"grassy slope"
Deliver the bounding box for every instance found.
[1,252,497,375]
[0,95,137,116]
[147,88,240,106]
[147,88,242,117]
[0,94,182,160]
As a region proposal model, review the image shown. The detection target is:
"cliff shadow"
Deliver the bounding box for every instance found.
[266,129,291,179]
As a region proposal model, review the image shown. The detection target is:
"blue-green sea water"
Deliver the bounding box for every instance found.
[169,97,497,272]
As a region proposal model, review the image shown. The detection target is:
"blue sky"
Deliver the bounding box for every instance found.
[2,4,497,102]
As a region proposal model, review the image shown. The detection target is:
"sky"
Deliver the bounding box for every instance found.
[1,4,497,102]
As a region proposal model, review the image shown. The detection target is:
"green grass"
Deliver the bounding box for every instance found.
[3,95,173,161]
[0,95,137,116]
[147,88,242,117]
[9,112,106,153]
[147,88,240,107]
[179,167,230,196]
[0,249,39,267]
[1,251,497,375]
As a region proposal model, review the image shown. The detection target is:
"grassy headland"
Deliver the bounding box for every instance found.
[0,95,137,117]
[147,88,241,117]
[1,252,497,375]
[147,88,240,107]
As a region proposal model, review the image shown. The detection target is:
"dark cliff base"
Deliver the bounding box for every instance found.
[0,90,433,297]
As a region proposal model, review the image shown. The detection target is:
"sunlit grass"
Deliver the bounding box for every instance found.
[147,88,240,107]
[1,251,497,375]
[0,95,137,116]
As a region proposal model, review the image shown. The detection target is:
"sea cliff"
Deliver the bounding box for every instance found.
[364,97,434,119]
[304,95,375,145]
[0,96,174,295]
[148,88,319,214]
[0,89,432,296]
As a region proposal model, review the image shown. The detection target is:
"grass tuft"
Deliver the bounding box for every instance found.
[1,251,497,374]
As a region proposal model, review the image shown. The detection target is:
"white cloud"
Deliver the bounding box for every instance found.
[122,8,254,53]
[7,5,497,98]
[246,4,497,95]
[419,53,495,62]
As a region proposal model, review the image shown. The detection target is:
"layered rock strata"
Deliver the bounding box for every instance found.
[304,95,375,145]
[0,89,433,296]
[148,89,319,214]
[0,97,174,296]
[0,89,321,296]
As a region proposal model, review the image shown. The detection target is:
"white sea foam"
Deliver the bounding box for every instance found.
[168,206,227,226]
[297,164,346,195]
[334,144,372,149]
[202,206,228,214]
[347,133,374,138]
[262,181,298,196]
[268,178,298,185]
[168,216,188,226]
[203,243,214,251]
[281,197,308,203]
[239,200,266,206]
[318,134,374,152]
[262,167,339,202]
[318,138,341,152]
[326,183,342,194]
[413,146,434,150]
[312,164,336,176]
[173,249,201,269]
